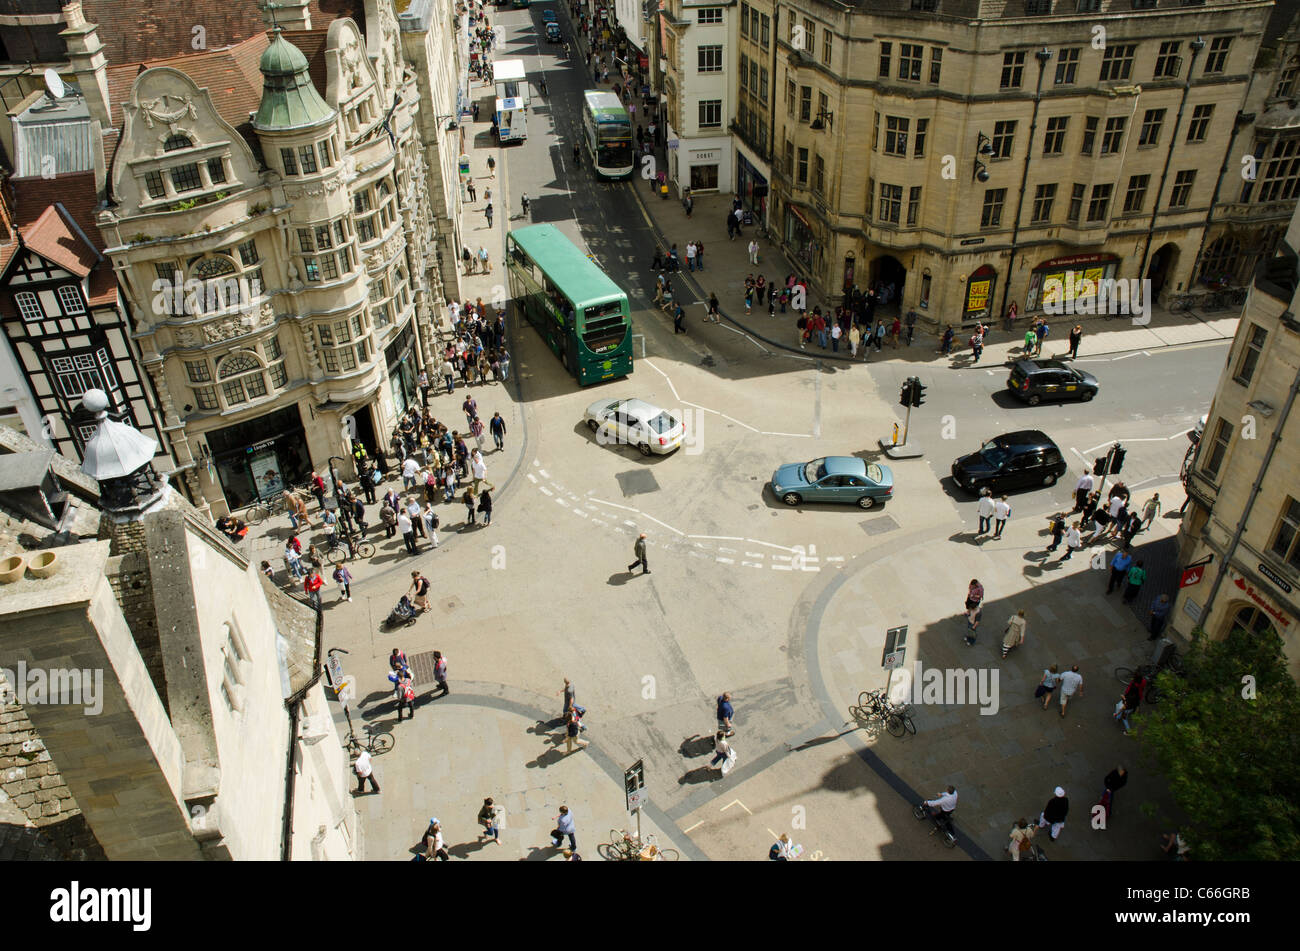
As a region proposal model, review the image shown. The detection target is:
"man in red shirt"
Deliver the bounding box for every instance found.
[304,569,325,610]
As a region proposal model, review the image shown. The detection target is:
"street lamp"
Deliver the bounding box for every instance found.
[327,455,351,532]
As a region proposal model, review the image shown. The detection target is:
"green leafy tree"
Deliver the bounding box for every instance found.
[1139,627,1300,860]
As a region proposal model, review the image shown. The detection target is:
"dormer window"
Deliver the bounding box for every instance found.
[170,162,202,192]
[164,133,194,152]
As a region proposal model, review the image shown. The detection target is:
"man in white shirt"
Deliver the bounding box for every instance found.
[1058,522,1083,561]
[685,241,697,272]
[401,456,420,490]
[976,487,996,535]
[1057,665,1084,718]
[441,357,455,394]
[354,750,379,793]
[993,495,1012,538]
[924,786,958,814]
[1073,469,1094,512]
[398,510,417,555]
[406,497,425,538]
[748,238,759,265]
[470,449,487,493]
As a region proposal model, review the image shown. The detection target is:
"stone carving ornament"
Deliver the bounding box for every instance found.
[139,94,198,129]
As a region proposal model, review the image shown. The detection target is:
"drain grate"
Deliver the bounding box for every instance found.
[861,514,900,536]
[615,469,660,497]
[408,650,437,686]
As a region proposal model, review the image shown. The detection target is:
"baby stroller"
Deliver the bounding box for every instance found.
[386,595,419,629]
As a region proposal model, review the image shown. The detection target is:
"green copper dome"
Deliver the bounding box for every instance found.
[253,30,335,132]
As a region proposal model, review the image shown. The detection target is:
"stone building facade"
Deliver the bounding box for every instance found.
[1173,199,1300,681]
[657,0,1300,322]
[659,0,735,193]
[93,7,444,515]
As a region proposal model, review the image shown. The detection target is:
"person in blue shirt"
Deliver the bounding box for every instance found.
[1149,594,1172,639]
[1107,548,1133,595]
[716,692,734,737]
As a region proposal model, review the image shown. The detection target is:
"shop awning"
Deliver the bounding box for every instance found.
[787,203,814,230]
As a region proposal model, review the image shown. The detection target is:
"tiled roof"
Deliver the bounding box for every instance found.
[20,204,96,278]
[81,0,363,67]
[12,171,105,251]
[9,173,117,307]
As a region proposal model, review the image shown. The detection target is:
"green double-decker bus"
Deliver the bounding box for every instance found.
[506,224,633,385]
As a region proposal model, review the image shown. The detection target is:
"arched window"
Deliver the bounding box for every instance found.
[164,133,194,152]
[1230,604,1277,639]
[217,351,268,406]
[187,253,258,314]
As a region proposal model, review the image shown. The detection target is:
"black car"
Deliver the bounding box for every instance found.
[951,430,1067,494]
[1007,359,1099,406]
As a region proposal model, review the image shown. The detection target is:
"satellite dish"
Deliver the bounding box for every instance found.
[43,68,66,100]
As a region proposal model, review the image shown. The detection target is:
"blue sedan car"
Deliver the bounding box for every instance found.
[770,456,894,509]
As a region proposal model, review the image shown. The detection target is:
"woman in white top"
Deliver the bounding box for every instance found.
[423,502,440,548]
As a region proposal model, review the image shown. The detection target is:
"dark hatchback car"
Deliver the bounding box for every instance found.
[951,430,1067,494]
[1007,359,1099,406]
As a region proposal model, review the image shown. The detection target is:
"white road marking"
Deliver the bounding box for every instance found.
[538,486,553,496]
[742,561,764,568]
[538,469,551,479]
[640,359,681,403]
[716,557,735,564]
[826,556,846,562]
[720,799,753,815]
[719,547,738,553]
[588,497,638,512]
[555,497,569,507]
[682,820,704,834]
[690,535,744,542]
[571,509,588,518]
[623,520,638,527]
[526,473,538,483]
[772,564,793,571]
[761,431,815,438]
[641,512,686,536]
[744,552,764,559]
[744,538,799,552]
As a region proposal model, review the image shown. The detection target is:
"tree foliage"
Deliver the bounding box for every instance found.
[1139,627,1300,860]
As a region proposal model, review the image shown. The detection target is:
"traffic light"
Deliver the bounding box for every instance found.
[899,379,914,408]
[1110,445,1126,474]
[911,381,927,407]
[1095,456,1109,477]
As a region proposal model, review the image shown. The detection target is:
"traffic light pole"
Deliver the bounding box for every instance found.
[881,376,924,459]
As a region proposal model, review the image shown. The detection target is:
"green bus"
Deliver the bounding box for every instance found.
[506,224,633,385]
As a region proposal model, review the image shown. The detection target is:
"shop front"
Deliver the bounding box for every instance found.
[205,404,312,510]
[736,151,769,220]
[962,264,997,325]
[688,148,721,191]
[1025,253,1120,313]
[784,202,822,277]
[385,321,419,419]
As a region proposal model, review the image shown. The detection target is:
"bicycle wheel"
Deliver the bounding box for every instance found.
[357,541,376,559]
[656,847,680,861]
[368,731,394,755]
[246,504,268,525]
[1145,682,1162,705]
[886,713,906,737]
[327,545,347,565]
[1115,666,1138,686]
[1166,651,1184,675]
[902,714,917,735]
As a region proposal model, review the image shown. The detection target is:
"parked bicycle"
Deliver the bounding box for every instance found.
[245,485,310,525]
[849,688,916,736]
[603,829,679,861]
[1115,646,1184,705]
[326,533,375,564]
[345,724,394,756]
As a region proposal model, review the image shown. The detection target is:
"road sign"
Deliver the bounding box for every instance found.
[883,649,906,670]
[881,625,908,667]
[624,759,645,813]
[1180,565,1205,588]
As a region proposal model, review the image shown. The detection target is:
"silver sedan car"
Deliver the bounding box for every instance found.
[583,398,684,456]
